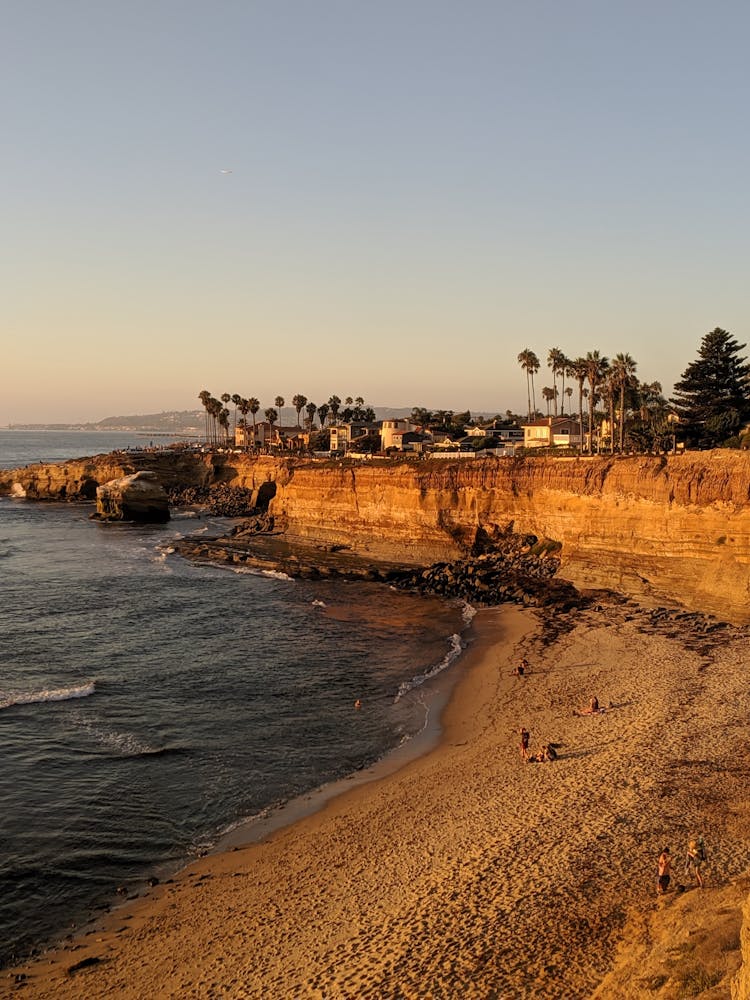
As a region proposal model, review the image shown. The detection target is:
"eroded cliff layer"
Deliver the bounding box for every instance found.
[3,450,750,622]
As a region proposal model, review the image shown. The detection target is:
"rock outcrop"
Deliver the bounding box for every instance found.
[94,472,170,523]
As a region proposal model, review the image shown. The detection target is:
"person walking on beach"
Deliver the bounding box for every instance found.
[685,837,706,887]
[519,728,530,760]
[657,847,672,895]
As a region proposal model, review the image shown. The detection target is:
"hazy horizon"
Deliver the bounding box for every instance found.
[4,2,749,424]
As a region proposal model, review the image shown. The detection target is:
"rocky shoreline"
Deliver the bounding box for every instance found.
[174,502,590,614]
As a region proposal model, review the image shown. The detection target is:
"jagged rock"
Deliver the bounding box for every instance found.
[94,472,169,523]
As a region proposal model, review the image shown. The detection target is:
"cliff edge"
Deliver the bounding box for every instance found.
[3,449,750,621]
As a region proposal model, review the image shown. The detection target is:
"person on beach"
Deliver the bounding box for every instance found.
[519,728,530,760]
[685,837,706,887]
[575,696,602,716]
[657,847,672,895]
[513,657,529,677]
[354,699,362,710]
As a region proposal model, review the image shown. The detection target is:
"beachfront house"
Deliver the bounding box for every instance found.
[380,418,416,451]
[522,416,582,449]
[329,422,380,454]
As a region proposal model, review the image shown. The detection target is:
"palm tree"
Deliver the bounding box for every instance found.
[327,395,341,423]
[238,398,251,450]
[565,386,573,415]
[610,353,638,452]
[218,407,231,444]
[571,358,588,453]
[274,396,285,429]
[292,394,307,427]
[584,351,609,453]
[317,402,330,427]
[231,393,242,435]
[602,371,616,453]
[305,401,317,431]
[198,389,212,444]
[547,348,566,416]
[542,387,556,417]
[265,407,279,448]
[517,349,540,421]
[208,397,222,445]
[248,397,260,447]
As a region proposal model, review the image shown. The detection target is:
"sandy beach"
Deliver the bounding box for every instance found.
[6,600,750,998]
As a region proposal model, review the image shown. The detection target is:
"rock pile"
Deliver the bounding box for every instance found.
[390,546,586,612]
[168,484,257,517]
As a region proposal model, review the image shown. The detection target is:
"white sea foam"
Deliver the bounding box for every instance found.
[221,564,294,582]
[460,601,477,626]
[394,633,464,703]
[0,681,95,711]
[312,599,327,607]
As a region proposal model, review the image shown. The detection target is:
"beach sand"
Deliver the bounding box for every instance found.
[6,602,750,998]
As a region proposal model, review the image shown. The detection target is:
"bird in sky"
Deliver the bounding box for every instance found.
[219,169,233,174]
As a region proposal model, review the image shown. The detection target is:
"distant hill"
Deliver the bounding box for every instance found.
[11,406,505,433]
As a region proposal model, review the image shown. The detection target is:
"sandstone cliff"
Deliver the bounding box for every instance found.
[4,450,750,622]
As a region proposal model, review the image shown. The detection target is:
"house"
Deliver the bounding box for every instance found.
[522,417,582,449]
[329,422,380,453]
[380,418,415,451]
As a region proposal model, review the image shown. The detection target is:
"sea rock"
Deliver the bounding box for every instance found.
[94,472,170,523]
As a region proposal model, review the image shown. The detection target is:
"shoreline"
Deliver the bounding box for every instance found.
[8,600,750,997]
[6,605,533,997]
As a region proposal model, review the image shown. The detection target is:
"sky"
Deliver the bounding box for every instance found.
[3,0,750,424]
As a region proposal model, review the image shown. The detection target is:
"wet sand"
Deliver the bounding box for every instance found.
[7,602,750,998]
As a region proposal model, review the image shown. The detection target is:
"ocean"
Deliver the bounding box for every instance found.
[0,431,469,966]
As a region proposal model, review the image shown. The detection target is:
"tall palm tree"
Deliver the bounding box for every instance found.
[248,397,260,448]
[274,396,285,429]
[305,401,317,431]
[231,393,242,436]
[584,351,609,453]
[317,402,330,427]
[518,349,540,421]
[198,390,212,444]
[292,394,307,427]
[218,407,231,444]
[571,358,588,453]
[547,348,566,416]
[610,353,638,452]
[238,398,251,450]
[542,387,556,417]
[327,395,341,423]
[208,397,222,445]
[265,407,279,448]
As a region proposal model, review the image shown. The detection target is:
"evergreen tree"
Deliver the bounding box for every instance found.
[671,328,750,448]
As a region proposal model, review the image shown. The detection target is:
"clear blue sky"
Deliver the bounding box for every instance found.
[3,1,750,423]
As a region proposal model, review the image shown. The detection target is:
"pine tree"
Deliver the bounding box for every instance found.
[671,328,750,448]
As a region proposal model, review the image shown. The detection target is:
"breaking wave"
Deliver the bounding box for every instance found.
[0,682,96,711]
[394,633,464,702]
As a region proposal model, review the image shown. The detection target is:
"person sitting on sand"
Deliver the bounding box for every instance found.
[685,837,706,888]
[575,696,603,716]
[543,743,557,761]
[657,847,672,895]
[519,727,530,760]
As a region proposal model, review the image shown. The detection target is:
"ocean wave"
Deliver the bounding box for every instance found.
[72,717,176,758]
[0,681,96,711]
[393,633,464,702]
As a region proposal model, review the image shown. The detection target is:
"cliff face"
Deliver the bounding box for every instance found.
[4,450,750,622]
